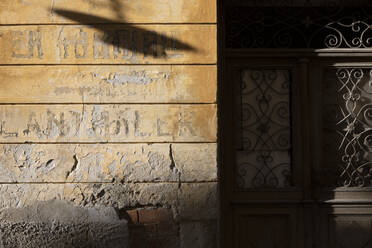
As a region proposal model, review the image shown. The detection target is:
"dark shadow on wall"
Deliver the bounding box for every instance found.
[84,0,126,20]
[118,208,180,248]
[52,8,196,58]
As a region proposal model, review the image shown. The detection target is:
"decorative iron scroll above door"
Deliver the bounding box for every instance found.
[226,7,372,49]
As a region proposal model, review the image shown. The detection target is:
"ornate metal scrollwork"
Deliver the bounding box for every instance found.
[236,69,292,188]
[325,21,372,48]
[236,150,292,188]
[324,68,372,187]
[226,7,372,49]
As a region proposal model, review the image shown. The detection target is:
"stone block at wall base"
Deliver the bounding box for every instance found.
[0,200,128,248]
[180,221,218,248]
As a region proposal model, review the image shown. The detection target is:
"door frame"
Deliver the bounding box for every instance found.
[219,48,372,247]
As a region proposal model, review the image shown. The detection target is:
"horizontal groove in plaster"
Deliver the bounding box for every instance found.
[0,23,217,26]
[0,103,217,105]
[0,142,217,145]
[0,181,218,185]
[0,64,216,66]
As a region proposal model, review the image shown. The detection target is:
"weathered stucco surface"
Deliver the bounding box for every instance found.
[0,25,216,64]
[0,183,218,219]
[0,200,129,248]
[0,0,217,247]
[0,0,216,24]
[0,104,217,142]
[0,66,216,103]
[0,143,217,182]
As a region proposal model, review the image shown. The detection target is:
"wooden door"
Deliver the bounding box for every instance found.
[221,55,372,248]
[309,58,372,248]
[221,57,307,248]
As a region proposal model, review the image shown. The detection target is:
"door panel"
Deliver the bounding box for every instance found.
[224,58,372,247]
[318,206,372,248]
[224,59,307,247]
[233,206,300,248]
[311,61,372,248]
[311,64,372,188]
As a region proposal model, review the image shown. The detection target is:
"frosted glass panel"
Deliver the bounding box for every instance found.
[236,69,292,189]
[323,68,372,187]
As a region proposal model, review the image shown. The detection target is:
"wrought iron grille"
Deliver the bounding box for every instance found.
[236,69,292,188]
[226,7,372,49]
[323,68,372,187]
[227,0,372,7]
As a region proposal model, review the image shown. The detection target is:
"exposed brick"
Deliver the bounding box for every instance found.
[130,235,179,248]
[143,223,161,235]
[129,222,178,237]
[157,221,179,235]
[118,209,138,224]
[147,236,180,248]
[138,208,173,224]
[129,224,147,237]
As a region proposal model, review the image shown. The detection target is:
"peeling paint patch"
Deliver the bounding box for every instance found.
[103,71,153,86]
[54,87,72,95]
